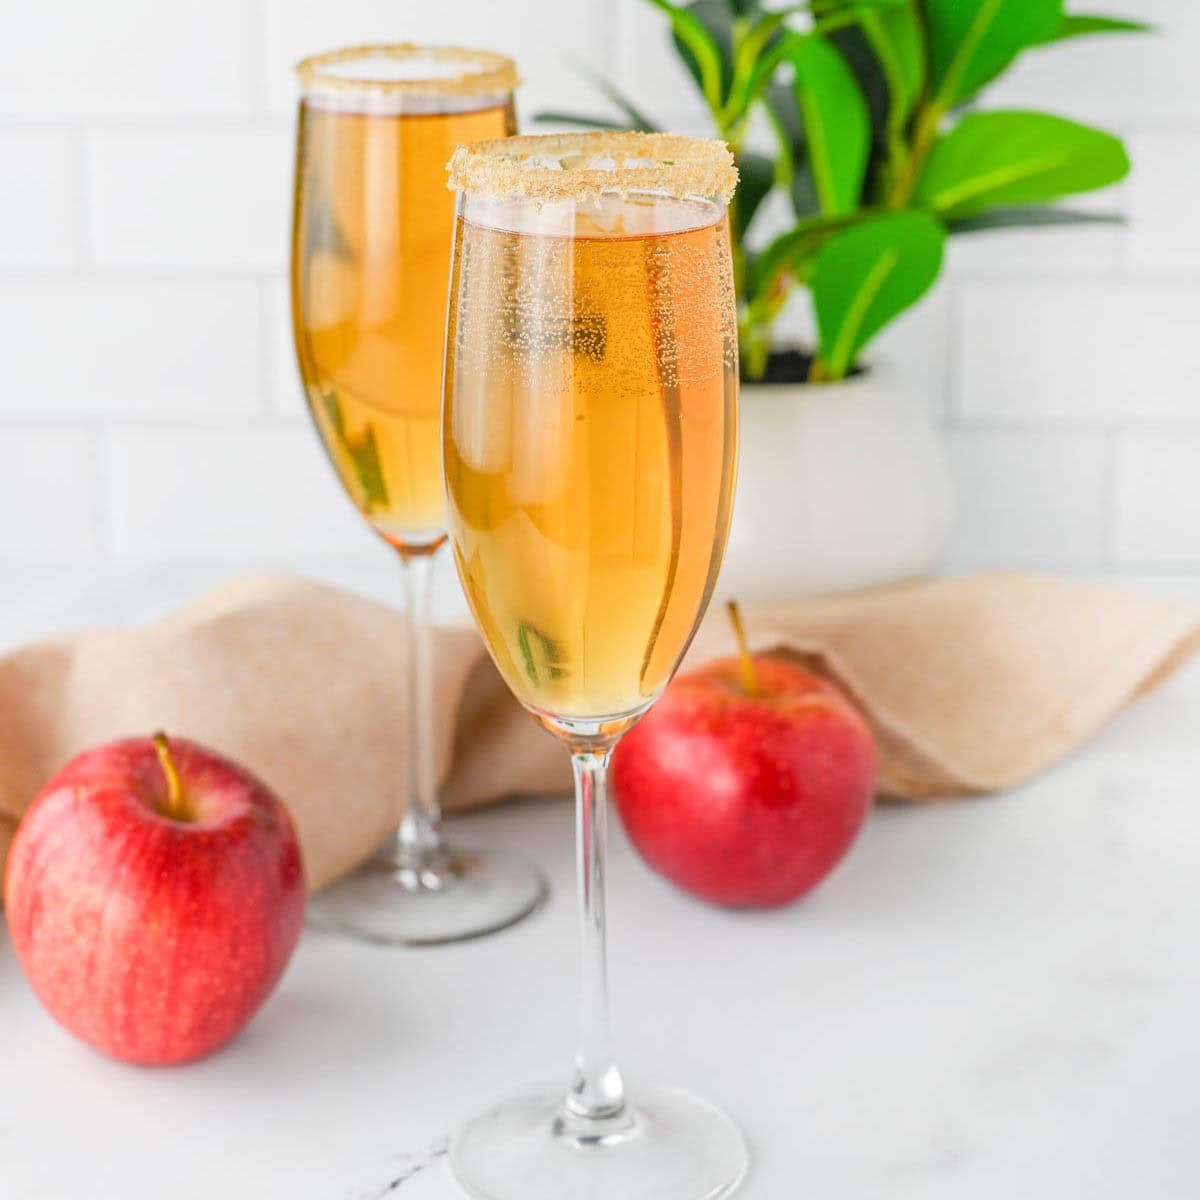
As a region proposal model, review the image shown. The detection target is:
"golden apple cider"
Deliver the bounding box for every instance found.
[443,195,739,719]
[292,98,515,549]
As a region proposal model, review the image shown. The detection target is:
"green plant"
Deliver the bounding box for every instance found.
[539,0,1146,383]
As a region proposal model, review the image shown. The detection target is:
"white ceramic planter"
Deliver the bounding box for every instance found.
[717,362,951,601]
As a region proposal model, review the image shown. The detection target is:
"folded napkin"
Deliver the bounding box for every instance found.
[0,573,1195,893]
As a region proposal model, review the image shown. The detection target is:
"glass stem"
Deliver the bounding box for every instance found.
[567,747,626,1121]
[396,551,443,865]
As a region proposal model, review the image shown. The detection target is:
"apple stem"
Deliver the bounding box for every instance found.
[152,731,186,820]
[726,600,760,697]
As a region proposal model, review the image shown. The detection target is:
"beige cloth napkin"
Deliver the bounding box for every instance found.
[0,572,1195,892]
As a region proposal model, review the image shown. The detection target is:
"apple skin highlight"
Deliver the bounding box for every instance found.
[4,735,305,1065]
[613,656,877,908]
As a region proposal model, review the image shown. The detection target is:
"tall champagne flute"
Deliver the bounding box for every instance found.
[290,45,546,944]
[443,133,747,1198]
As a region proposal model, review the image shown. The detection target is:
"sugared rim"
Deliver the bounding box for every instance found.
[296,44,520,97]
[446,132,739,202]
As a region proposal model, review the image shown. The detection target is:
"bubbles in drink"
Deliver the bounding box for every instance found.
[444,194,738,718]
[292,97,515,548]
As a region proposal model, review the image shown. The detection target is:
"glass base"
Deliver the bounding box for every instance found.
[307,844,547,946]
[449,1085,749,1200]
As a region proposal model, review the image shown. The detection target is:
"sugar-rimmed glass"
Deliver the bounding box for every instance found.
[290,45,546,945]
[442,132,747,1199]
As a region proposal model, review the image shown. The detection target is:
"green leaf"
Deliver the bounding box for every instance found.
[563,59,662,131]
[858,3,924,127]
[726,3,810,117]
[741,30,794,112]
[302,186,352,263]
[811,0,908,14]
[811,211,945,379]
[729,4,899,121]
[762,80,814,215]
[761,83,796,178]
[738,4,810,72]
[532,111,629,131]
[948,206,1126,234]
[812,1,908,36]
[648,0,730,111]
[1033,13,1153,44]
[731,152,776,242]
[846,4,924,200]
[517,620,567,686]
[321,393,389,512]
[926,0,1062,108]
[827,26,891,148]
[787,37,871,214]
[915,110,1130,217]
[751,211,861,295]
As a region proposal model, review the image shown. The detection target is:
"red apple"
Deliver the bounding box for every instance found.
[613,605,877,907]
[4,734,305,1065]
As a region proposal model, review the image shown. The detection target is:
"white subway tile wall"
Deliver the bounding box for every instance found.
[88,128,293,270]
[0,431,96,559]
[1126,129,1200,274]
[262,1,616,118]
[1116,434,1200,567]
[0,2,1196,596]
[0,1,254,118]
[985,0,1200,124]
[956,280,1200,427]
[0,280,262,418]
[0,131,76,269]
[105,427,370,563]
[944,431,1111,568]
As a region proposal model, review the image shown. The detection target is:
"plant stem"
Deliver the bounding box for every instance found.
[887,98,943,209]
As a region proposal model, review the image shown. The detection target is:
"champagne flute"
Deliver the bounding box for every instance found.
[442,133,746,1198]
[290,45,546,945]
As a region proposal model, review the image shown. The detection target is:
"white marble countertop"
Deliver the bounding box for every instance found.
[1,568,1199,1199]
